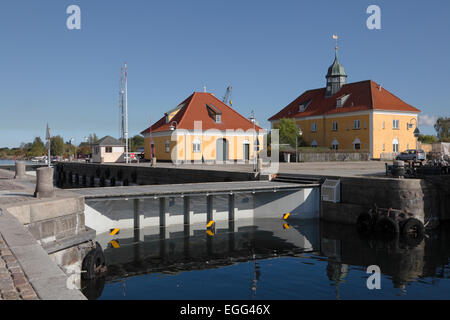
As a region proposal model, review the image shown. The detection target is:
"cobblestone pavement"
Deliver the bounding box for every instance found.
[0,235,39,300]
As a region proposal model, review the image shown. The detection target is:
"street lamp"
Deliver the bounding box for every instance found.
[70,138,76,161]
[296,127,303,163]
[169,120,187,163]
[249,111,257,172]
[407,118,421,150]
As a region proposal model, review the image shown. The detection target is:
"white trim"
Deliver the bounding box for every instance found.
[143,130,266,138]
[269,109,419,124]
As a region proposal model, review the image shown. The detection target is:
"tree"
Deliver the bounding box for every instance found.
[130,135,145,152]
[434,117,450,142]
[29,137,46,157]
[418,134,437,144]
[275,118,304,148]
[50,136,65,156]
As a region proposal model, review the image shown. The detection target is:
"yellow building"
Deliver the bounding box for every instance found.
[141,92,265,163]
[269,49,421,159]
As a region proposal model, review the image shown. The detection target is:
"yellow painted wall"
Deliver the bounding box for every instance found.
[372,114,419,158]
[294,114,371,151]
[144,132,263,161]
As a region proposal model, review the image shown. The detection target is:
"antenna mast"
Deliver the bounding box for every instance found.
[124,63,129,164]
[120,66,125,141]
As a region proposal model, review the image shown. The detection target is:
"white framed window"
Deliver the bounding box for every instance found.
[311,123,317,132]
[165,140,170,153]
[332,121,338,131]
[382,143,385,151]
[353,138,361,150]
[192,138,201,153]
[353,120,361,130]
[393,138,399,153]
[382,121,385,129]
[215,114,222,123]
[331,139,339,150]
[393,119,399,129]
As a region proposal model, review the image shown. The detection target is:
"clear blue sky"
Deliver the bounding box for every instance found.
[0,0,449,147]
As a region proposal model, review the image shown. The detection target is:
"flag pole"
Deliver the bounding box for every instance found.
[46,123,51,167]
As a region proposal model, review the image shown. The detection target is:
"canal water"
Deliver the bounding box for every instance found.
[81,214,450,300]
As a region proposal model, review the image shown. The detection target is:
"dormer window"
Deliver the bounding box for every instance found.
[165,114,169,124]
[336,94,350,108]
[206,104,222,123]
[298,100,311,113]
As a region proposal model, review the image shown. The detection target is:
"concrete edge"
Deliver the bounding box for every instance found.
[0,210,86,300]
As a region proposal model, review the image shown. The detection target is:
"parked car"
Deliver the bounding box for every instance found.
[396,149,426,161]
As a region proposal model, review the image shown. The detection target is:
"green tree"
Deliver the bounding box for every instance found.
[418,134,438,144]
[434,117,450,142]
[29,137,46,157]
[50,136,65,156]
[130,135,145,152]
[275,118,304,148]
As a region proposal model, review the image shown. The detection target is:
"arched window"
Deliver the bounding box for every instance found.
[393,138,399,153]
[331,139,339,150]
[353,138,361,150]
[192,138,201,153]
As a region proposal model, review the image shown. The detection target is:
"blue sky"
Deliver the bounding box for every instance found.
[0,0,449,147]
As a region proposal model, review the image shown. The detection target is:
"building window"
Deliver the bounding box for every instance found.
[332,121,338,131]
[382,121,385,129]
[298,100,311,113]
[215,114,222,123]
[193,139,201,153]
[311,123,317,132]
[382,143,385,151]
[353,138,361,150]
[105,147,112,153]
[311,140,318,148]
[165,140,170,153]
[331,139,339,150]
[393,138,399,153]
[336,94,350,108]
[393,119,399,129]
[94,147,99,154]
[353,120,361,130]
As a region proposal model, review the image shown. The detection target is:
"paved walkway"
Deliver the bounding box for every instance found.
[96,160,387,177]
[0,169,86,300]
[0,234,38,300]
[72,180,318,199]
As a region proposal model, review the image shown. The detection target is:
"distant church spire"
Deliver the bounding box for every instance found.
[326,35,347,97]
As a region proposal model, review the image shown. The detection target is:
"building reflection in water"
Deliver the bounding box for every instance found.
[81,218,450,300]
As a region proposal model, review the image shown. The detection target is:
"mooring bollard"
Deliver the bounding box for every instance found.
[34,167,55,198]
[14,161,26,179]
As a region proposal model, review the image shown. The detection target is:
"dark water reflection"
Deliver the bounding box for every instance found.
[82,219,450,300]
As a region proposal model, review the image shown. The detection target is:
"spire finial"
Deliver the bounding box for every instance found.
[332,34,339,52]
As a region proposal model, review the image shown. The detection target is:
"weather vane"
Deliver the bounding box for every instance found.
[333,34,339,50]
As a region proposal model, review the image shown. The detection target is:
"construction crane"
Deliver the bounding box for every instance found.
[222,86,232,106]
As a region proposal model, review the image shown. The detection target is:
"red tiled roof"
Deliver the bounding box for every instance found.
[141,92,264,135]
[268,80,420,121]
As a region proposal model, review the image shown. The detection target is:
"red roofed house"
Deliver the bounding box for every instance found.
[141,92,265,163]
[268,48,421,159]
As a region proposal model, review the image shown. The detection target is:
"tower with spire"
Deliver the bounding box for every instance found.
[325,35,347,97]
